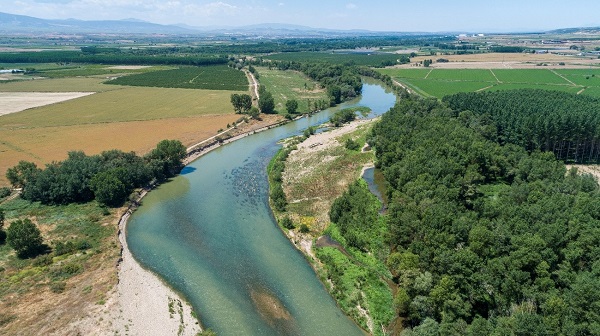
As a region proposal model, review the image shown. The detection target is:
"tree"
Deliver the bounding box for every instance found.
[239,94,252,113]
[259,91,276,114]
[0,209,5,244]
[7,218,44,258]
[230,94,242,113]
[90,170,129,207]
[286,99,299,114]
[327,85,342,105]
[145,140,187,180]
[6,161,40,188]
[248,106,260,120]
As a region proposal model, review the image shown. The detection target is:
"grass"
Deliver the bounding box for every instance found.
[265,51,407,67]
[380,68,600,99]
[106,65,248,91]
[269,121,395,334]
[37,64,167,79]
[0,197,121,334]
[0,87,242,128]
[256,67,327,114]
[0,77,120,92]
[492,69,571,85]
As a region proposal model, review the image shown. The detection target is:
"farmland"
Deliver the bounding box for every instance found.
[256,67,327,113]
[107,65,248,91]
[379,68,600,98]
[0,87,239,128]
[264,51,408,67]
[0,64,252,185]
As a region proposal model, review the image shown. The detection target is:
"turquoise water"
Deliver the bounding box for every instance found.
[126,81,396,335]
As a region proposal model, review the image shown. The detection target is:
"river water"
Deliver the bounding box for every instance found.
[126,80,396,335]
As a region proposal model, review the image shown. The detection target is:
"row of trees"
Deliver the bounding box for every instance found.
[359,96,600,334]
[6,140,186,207]
[443,89,600,163]
[0,51,227,66]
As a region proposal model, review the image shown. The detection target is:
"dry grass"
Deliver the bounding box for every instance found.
[283,120,375,232]
[411,52,571,63]
[0,92,95,116]
[0,114,239,185]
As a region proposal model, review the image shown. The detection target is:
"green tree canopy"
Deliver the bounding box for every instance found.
[259,91,276,114]
[7,218,44,258]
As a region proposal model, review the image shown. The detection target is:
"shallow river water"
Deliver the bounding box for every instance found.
[126,80,396,335]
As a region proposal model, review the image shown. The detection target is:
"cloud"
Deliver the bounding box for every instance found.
[346,3,357,10]
[278,2,284,6]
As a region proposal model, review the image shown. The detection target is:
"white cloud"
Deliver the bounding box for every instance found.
[346,3,357,10]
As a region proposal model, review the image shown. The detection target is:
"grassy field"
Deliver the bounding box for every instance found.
[0,77,121,92]
[0,87,242,128]
[0,62,251,185]
[257,67,327,114]
[0,198,121,335]
[264,51,406,67]
[379,68,600,98]
[107,65,248,91]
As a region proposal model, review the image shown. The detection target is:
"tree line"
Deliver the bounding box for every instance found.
[0,51,228,66]
[6,140,186,207]
[327,96,600,335]
[443,89,600,163]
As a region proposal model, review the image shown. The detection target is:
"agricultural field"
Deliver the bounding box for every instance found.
[0,87,240,128]
[107,65,248,91]
[264,51,407,67]
[0,63,252,185]
[379,68,600,98]
[256,67,327,113]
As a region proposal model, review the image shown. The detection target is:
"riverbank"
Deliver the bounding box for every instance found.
[101,114,287,334]
[269,117,391,334]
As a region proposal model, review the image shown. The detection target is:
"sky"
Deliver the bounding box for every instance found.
[3,0,600,32]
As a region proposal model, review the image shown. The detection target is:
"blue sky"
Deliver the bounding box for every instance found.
[3,0,600,32]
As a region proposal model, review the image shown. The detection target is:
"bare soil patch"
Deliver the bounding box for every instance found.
[0,92,95,116]
[403,53,600,69]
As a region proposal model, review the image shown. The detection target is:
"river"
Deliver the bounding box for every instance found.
[126,79,397,335]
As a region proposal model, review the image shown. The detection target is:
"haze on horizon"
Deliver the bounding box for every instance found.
[3,0,600,32]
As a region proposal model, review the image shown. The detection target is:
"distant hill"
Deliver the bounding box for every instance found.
[0,12,194,34]
[548,27,600,35]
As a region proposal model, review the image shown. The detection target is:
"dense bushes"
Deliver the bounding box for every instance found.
[7,140,186,207]
[367,96,600,334]
[6,219,44,258]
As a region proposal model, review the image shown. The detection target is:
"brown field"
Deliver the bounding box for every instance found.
[0,92,95,116]
[406,52,600,69]
[0,114,239,185]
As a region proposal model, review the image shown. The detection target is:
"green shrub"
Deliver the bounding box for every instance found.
[280,216,294,229]
[299,224,310,233]
[0,187,10,199]
[50,281,66,293]
[32,254,53,267]
[6,218,44,258]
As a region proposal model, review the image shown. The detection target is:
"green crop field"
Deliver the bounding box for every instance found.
[402,78,493,98]
[264,51,407,67]
[379,68,600,98]
[106,65,248,91]
[37,65,167,78]
[257,67,328,113]
[492,69,571,85]
[428,69,497,82]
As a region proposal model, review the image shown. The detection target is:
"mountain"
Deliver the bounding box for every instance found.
[0,12,194,34]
